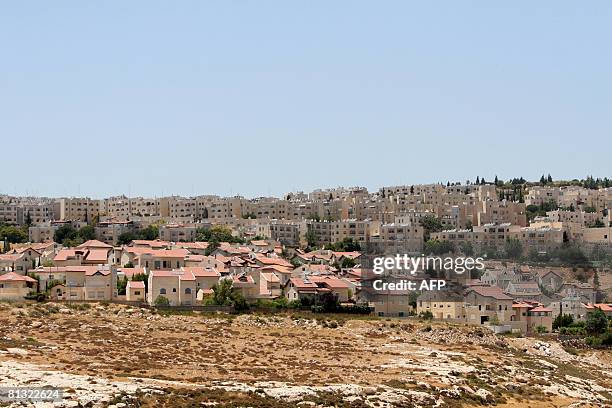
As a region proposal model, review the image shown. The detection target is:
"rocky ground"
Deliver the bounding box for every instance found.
[0,302,610,407]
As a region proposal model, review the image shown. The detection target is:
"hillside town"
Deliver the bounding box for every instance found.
[1,177,611,340]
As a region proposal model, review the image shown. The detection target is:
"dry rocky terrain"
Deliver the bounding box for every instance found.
[0,302,611,407]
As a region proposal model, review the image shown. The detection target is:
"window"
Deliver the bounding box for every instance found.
[185,288,192,294]
[134,291,141,295]
[172,288,176,293]
[160,288,166,294]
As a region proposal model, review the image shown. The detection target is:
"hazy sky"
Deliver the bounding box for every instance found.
[1,2,611,198]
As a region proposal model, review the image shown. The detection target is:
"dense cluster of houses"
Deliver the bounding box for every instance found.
[0,235,609,336]
[415,262,610,334]
[0,238,354,308]
[1,183,611,257]
[1,183,611,335]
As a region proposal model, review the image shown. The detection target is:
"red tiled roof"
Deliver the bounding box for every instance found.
[585,303,612,312]
[254,255,292,268]
[127,280,145,289]
[145,249,190,258]
[468,285,513,301]
[117,267,146,279]
[77,240,112,249]
[183,267,220,278]
[0,272,37,283]
[309,276,350,289]
[530,306,552,313]
[290,278,319,290]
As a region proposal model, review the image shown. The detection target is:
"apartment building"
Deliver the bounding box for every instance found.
[129,197,160,217]
[159,196,197,220]
[205,196,246,220]
[0,202,22,225]
[306,219,379,246]
[102,196,131,219]
[431,223,563,255]
[29,220,87,243]
[369,223,424,255]
[476,200,527,227]
[270,220,306,247]
[159,223,197,242]
[247,197,289,219]
[60,198,101,223]
[518,226,564,253]
[95,220,135,245]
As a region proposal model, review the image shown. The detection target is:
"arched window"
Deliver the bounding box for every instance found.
[160,288,167,294]
[185,288,192,295]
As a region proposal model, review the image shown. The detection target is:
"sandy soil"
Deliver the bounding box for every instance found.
[0,302,610,407]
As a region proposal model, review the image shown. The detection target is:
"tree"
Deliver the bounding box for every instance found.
[196,225,243,244]
[553,314,574,330]
[117,232,137,246]
[0,225,28,244]
[2,239,9,253]
[341,257,356,268]
[305,230,318,249]
[207,278,248,310]
[504,238,523,259]
[132,272,148,292]
[210,279,234,306]
[325,237,361,252]
[476,176,480,185]
[547,174,553,183]
[424,239,455,255]
[555,244,589,266]
[54,224,78,245]
[117,276,129,295]
[78,225,96,241]
[459,241,474,256]
[139,225,159,240]
[204,239,220,256]
[25,212,32,227]
[420,215,444,240]
[585,308,608,335]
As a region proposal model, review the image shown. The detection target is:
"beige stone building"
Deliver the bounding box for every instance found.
[0,272,38,300]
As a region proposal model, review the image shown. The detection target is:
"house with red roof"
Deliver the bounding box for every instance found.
[464,285,514,326]
[0,272,38,300]
[135,249,190,270]
[0,250,38,274]
[146,267,222,306]
[126,280,145,302]
[53,248,111,267]
[584,303,612,318]
[285,276,351,303]
[47,265,115,301]
[511,301,553,333]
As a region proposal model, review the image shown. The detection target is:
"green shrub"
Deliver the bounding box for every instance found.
[154,295,170,306]
[585,336,602,346]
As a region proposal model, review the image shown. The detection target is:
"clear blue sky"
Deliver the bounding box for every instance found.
[1,2,611,198]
